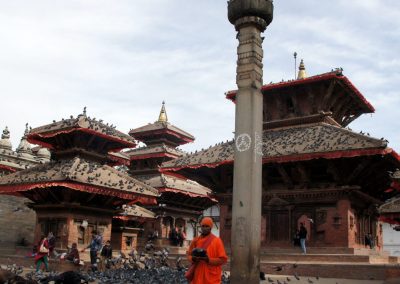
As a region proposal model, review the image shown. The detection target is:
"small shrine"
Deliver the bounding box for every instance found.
[125,102,217,247]
[112,204,156,254]
[0,109,158,250]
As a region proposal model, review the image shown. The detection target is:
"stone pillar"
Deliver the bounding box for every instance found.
[227,1,273,283]
[231,23,264,283]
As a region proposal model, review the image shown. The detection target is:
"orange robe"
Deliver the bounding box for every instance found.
[187,234,228,284]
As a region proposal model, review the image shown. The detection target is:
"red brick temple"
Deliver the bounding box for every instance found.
[162,66,400,251]
[125,102,217,247]
[0,109,158,250]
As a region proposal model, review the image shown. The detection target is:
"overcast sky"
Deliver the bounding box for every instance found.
[1,0,399,153]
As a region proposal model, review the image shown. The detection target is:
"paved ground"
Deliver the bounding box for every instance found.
[1,263,394,284]
[260,274,384,284]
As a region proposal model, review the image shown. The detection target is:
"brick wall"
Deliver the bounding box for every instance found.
[0,195,36,247]
[33,210,112,251]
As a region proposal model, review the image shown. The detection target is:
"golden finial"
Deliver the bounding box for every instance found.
[158,101,168,123]
[297,59,307,79]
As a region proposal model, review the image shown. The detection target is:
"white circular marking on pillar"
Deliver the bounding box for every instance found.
[236,133,251,152]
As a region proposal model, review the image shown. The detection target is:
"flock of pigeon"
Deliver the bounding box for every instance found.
[0,259,326,284]
[0,243,231,284]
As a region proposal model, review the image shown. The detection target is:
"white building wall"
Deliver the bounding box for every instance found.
[382,222,400,256]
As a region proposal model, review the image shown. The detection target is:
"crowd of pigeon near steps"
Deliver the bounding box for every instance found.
[0,244,231,284]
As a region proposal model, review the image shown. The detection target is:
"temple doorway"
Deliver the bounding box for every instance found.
[270,211,290,242]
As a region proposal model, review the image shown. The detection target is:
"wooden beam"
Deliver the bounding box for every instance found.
[291,94,300,116]
[305,86,317,114]
[86,193,97,203]
[86,135,97,148]
[208,170,224,191]
[333,97,352,122]
[163,199,205,210]
[96,140,108,153]
[262,166,269,190]
[104,196,116,206]
[277,164,294,189]
[342,113,361,126]
[345,158,370,184]
[47,188,62,203]
[275,96,284,119]
[327,160,343,184]
[322,80,337,109]
[296,163,309,188]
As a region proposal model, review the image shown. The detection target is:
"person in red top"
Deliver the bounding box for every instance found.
[35,235,49,272]
[186,217,228,284]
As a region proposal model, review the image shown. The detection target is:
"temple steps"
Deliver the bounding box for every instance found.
[260,246,385,255]
[259,262,400,281]
[262,253,399,264]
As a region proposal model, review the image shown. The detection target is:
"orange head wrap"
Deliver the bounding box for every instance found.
[200,217,214,227]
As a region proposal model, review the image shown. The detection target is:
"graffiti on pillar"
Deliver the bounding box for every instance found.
[235,132,266,158]
[235,133,251,152]
[236,216,247,247]
[254,131,265,159]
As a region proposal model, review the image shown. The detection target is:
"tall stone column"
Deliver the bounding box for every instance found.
[227,1,273,283]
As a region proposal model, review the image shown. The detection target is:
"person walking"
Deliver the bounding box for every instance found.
[35,235,49,272]
[186,217,228,284]
[178,227,186,247]
[299,222,308,254]
[47,232,57,258]
[169,227,179,246]
[100,240,113,271]
[81,230,102,271]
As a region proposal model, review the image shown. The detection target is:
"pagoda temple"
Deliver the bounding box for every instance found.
[125,102,217,246]
[0,124,50,247]
[162,64,400,251]
[0,109,158,250]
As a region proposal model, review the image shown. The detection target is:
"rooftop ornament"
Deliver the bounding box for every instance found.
[158,101,168,123]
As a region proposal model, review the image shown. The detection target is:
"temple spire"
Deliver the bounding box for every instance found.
[0,126,12,150]
[297,59,307,79]
[2,126,10,139]
[158,101,168,123]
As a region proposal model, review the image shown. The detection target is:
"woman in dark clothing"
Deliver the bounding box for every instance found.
[35,235,49,272]
[65,243,80,265]
[47,232,56,257]
[299,223,308,254]
[100,240,113,270]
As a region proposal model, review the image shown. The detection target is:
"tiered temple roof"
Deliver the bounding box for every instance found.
[125,144,184,160]
[129,102,194,147]
[0,109,159,208]
[28,108,136,155]
[162,122,392,170]
[0,157,158,205]
[226,68,374,127]
[127,103,216,212]
[115,204,156,221]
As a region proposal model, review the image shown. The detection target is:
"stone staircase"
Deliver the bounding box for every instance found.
[256,247,400,280]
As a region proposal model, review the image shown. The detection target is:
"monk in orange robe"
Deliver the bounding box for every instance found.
[186,217,228,284]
